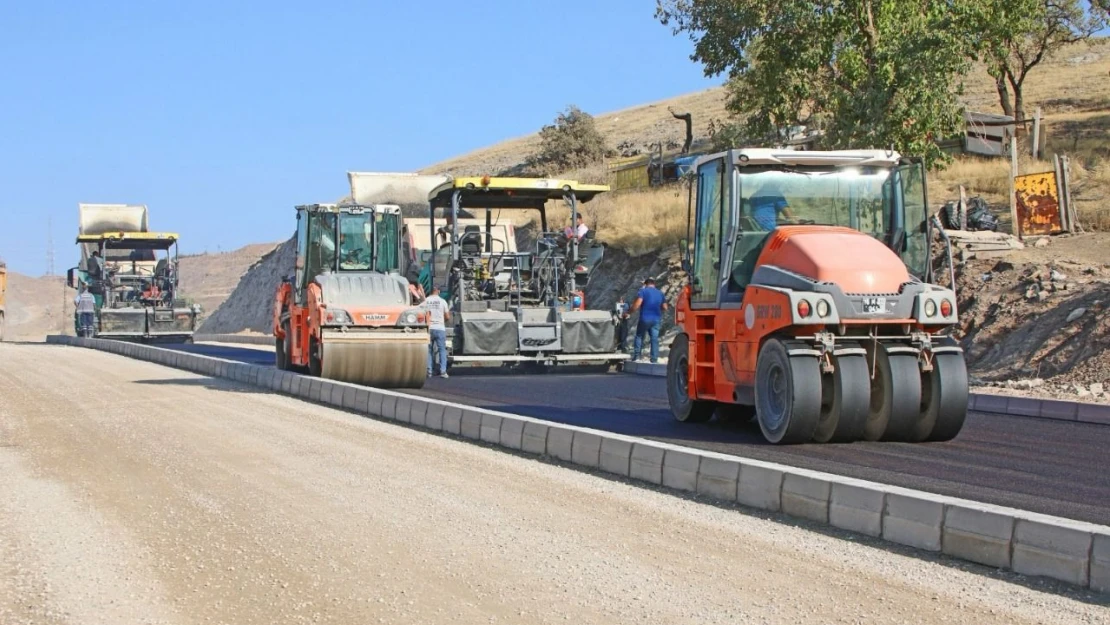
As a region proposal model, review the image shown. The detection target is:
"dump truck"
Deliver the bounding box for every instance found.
[424,176,628,370]
[66,231,200,342]
[0,257,7,342]
[272,203,430,388]
[667,148,968,444]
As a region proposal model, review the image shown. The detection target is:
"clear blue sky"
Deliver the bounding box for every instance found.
[0,0,720,276]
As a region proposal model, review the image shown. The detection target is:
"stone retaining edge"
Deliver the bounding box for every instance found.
[49,334,1110,594]
[622,361,1110,426]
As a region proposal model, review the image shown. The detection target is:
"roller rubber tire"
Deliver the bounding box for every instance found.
[667,335,716,423]
[921,353,970,442]
[275,334,288,370]
[863,345,923,442]
[812,353,870,443]
[755,339,822,444]
[309,335,323,378]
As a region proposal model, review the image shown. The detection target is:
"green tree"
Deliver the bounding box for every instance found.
[655,0,986,167]
[977,0,1108,122]
[528,105,607,175]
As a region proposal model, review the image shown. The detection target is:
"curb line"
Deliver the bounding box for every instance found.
[66,334,1110,594]
[620,362,1110,426]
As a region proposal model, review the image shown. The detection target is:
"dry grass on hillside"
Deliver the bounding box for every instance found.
[417,39,1110,248]
[929,149,1110,230]
[537,188,691,257]
[418,89,731,177]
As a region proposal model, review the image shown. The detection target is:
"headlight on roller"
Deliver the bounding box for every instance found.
[816,300,831,318]
[397,308,426,327]
[924,299,937,318]
[324,309,352,325]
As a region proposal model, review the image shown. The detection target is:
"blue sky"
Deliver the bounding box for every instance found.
[0,1,721,276]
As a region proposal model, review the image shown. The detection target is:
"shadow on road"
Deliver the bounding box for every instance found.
[133,377,272,395]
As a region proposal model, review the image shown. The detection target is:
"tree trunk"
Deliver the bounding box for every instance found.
[1012,81,1026,125]
[995,76,1015,118]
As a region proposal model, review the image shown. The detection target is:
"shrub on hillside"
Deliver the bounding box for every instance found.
[526,105,607,175]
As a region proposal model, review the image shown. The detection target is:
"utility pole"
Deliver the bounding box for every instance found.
[46,215,55,276]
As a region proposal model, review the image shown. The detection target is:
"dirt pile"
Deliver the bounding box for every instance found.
[945,233,1110,402]
[197,236,296,335]
[177,242,282,316]
[2,273,69,340]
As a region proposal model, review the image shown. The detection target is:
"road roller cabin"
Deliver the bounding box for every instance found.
[668,149,969,445]
[273,203,430,389]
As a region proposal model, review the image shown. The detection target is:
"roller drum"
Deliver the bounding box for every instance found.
[318,331,428,389]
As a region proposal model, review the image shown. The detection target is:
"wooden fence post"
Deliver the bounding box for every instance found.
[1009,135,1021,239]
[1031,108,1042,160]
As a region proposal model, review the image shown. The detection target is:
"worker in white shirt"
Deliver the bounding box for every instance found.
[421,285,451,378]
[75,285,97,337]
[563,213,588,241]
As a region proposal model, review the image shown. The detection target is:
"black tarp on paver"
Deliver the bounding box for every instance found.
[561,310,616,353]
[458,311,518,355]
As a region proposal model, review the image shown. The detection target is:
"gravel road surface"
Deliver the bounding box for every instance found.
[168,341,1110,526]
[2,343,1105,624]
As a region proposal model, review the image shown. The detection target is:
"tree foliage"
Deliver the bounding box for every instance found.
[527,105,608,175]
[976,0,1108,121]
[656,0,992,167]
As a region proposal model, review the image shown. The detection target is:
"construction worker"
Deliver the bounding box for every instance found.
[421,284,450,378]
[613,296,630,352]
[631,277,667,364]
[435,211,456,248]
[75,284,97,338]
[87,250,104,280]
[564,213,588,241]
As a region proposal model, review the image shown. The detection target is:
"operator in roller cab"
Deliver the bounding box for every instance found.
[668,149,965,446]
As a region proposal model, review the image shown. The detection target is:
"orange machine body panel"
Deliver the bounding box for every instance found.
[677,227,925,405]
[755,226,911,294]
[273,281,425,368]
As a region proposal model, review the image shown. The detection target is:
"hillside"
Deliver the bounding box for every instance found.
[3,272,69,340]
[418,39,1110,180]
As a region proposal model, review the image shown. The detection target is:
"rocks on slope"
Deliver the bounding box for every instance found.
[198,236,296,335]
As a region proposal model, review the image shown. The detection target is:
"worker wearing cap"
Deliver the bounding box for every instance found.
[631,277,667,364]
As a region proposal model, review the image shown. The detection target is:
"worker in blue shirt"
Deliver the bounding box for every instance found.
[631,278,667,364]
[749,180,795,230]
